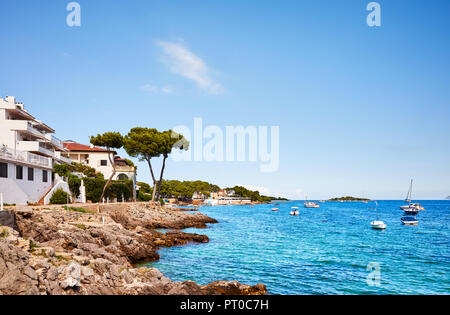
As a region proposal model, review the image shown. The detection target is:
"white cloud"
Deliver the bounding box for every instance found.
[141,84,173,94]
[156,40,224,94]
[239,184,273,197]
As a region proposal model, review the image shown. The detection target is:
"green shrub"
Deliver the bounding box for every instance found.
[76,224,87,230]
[62,206,90,213]
[109,180,132,201]
[138,191,153,202]
[71,162,98,178]
[49,188,70,205]
[0,227,9,238]
[53,164,71,177]
[29,239,39,253]
[68,175,82,198]
[84,177,106,203]
[85,178,133,203]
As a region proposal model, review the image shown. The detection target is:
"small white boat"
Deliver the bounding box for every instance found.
[400,203,425,211]
[272,208,279,212]
[370,201,387,230]
[371,221,387,230]
[402,216,419,226]
[290,207,299,216]
[304,202,320,208]
[304,196,319,208]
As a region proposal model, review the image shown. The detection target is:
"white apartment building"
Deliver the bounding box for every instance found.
[0,96,72,205]
[62,141,137,199]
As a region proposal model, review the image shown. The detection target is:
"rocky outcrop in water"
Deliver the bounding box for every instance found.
[0,203,266,295]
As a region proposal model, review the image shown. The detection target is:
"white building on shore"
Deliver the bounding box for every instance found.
[0,96,71,205]
[62,141,137,200]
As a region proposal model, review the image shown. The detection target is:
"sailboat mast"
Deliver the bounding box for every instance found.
[410,179,413,201]
[406,179,413,202]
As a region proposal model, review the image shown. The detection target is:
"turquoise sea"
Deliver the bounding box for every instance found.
[146,201,450,295]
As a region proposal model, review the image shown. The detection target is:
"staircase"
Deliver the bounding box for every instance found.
[38,188,54,205]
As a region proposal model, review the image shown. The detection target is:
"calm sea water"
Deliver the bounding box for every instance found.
[146,201,450,295]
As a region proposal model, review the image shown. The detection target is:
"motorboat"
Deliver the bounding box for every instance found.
[403,209,419,216]
[402,216,419,226]
[400,203,425,211]
[370,201,387,230]
[304,202,320,208]
[304,197,320,208]
[290,207,299,216]
[400,179,425,211]
[371,221,387,230]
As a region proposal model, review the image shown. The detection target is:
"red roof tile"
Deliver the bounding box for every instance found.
[63,142,116,154]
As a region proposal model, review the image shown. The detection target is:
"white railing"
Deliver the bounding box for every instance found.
[45,134,63,149]
[55,152,72,165]
[0,145,52,168]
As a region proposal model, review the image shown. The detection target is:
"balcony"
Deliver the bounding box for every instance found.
[115,165,136,173]
[0,146,52,168]
[55,152,73,165]
[6,120,46,140]
[16,141,55,158]
[45,134,64,150]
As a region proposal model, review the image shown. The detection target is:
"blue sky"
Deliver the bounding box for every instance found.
[1,0,449,199]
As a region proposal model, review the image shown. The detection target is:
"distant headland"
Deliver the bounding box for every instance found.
[328,196,371,202]
[446,196,450,200]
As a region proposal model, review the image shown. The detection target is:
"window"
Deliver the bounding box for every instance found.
[28,168,34,181]
[100,160,108,166]
[0,163,7,178]
[43,170,48,183]
[16,165,23,180]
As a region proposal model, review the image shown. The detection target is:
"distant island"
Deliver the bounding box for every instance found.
[329,196,371,202]
[446,196,450,200]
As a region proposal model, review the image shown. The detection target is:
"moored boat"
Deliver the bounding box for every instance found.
[370,201,387,230]
[400,203,425,211]
[402,216,419,226]
[371,221,387,230]
[272,208,279,212]
[290,207,299,216]
[304,202,320,208]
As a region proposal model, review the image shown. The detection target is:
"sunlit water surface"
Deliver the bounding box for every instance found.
[145,201,450,295]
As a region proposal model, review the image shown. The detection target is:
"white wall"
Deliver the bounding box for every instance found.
[43,174,71,205]
[0,162,53,205]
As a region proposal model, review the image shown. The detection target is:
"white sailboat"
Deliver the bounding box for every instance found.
[400,179,425,211]
[404,179,413,203]
[371,201,387,230]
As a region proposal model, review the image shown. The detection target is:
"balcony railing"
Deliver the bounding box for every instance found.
[45,134,64,149]
[115,165,136,173]
[0,145,52,168]
[55,152,72,165]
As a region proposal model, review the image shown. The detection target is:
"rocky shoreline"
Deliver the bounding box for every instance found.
[0,203,266,295]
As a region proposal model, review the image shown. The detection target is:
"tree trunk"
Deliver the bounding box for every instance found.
[147,158,157,203]
[156,155,167,201]
[99,149,116,203]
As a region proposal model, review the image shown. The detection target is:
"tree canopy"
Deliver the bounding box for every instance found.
[90,132,125,202]
[90,132,124,150]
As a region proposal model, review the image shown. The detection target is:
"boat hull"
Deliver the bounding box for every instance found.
[371,221,387,230]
